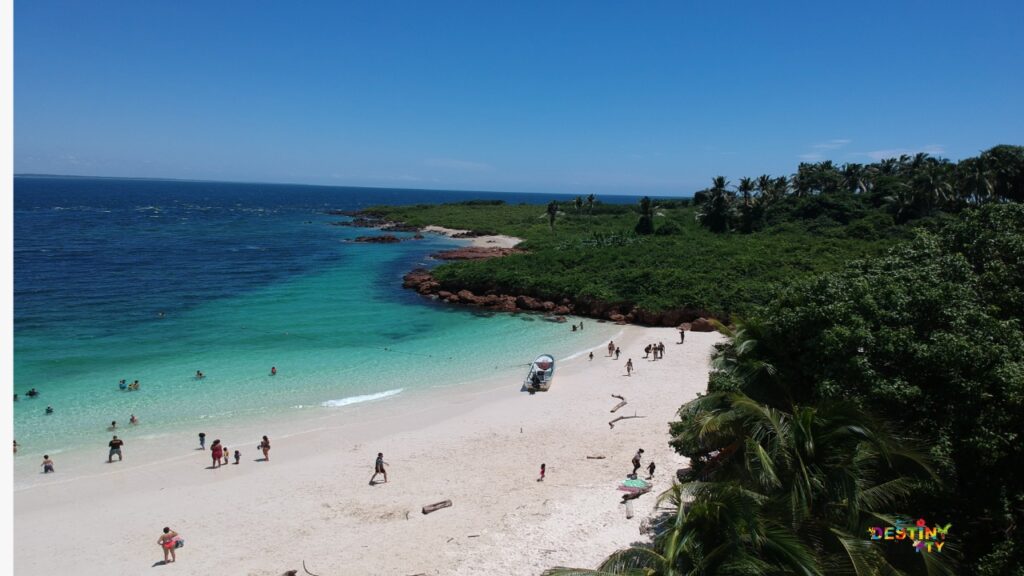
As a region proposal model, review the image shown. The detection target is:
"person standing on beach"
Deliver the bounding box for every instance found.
[615,347,621,360]
[234,449,241,465]
[260,436,271,461]
[41,455,54,473]
[108,435,124,463]
[658,342,665,358]
[198,432,206,450]
[679,329,685,344]
[588,351,593,361]
[157,527,179,564]
[607,341,615,356]
[631,448,644,478]
[626,358,633,376]
[370,452,388,483]
[647,460,656,479]
[538,463,546,482]
[210,440,223,468]
[222,445,229,465]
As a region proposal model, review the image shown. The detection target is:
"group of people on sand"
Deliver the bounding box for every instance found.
[630,448,656,480]
[200,433,271,468]
[605,340,621,359]
[118,379,141,391]
[644,342,666,360]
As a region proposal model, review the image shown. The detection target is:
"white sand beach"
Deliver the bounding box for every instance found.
[421,225,523,249]
[13,326,721,576]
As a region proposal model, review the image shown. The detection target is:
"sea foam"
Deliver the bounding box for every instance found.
[321,388,404,408]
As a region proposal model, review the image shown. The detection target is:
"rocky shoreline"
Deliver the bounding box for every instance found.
[335,209,722,329]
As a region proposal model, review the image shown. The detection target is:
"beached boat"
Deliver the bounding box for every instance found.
[525,354,555,392]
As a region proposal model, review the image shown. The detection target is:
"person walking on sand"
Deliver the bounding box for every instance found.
[679,329,685,344]
[631,448,644,478]
[626,358,633,376]
[234,449,241,465]
[659,342,665,358]
[370,452,388,484]
[222,445,229,465]
[198,432,206,450]
[647,460,656,480]
[588,351,593,361]
[537,463,546,482]
[42,454,54,473]
[260,436,271,461]
[210,440,223,469]
[157,527,179,564]
[108,435,124,462]
[607,340,615,357]
[615,347,621,360]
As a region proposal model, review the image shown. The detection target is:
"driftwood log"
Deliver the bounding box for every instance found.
[422,499,452,514]
[586,455,606,459]
[610,394,627,413]
[609,413,646,429]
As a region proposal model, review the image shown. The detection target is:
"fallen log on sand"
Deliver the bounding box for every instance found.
[610,394,627,413]
[422,499,453,514]
[586,455,606,459]
[609,414,646,429]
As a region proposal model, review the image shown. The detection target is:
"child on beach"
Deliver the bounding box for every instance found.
[647,460,656,479]
[42,455,54,473]
[626,358,633,376]
[198,432,206,450]
[222,446,229,465]
[589,352,593,361]
[234,449,241,465]
[537,463,546,482]
[370,452,388,484]
[615,347,621,359]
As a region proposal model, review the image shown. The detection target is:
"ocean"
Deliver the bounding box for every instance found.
[13,177,634,481]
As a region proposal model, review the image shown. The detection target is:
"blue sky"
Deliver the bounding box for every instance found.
[13,1,1024,195]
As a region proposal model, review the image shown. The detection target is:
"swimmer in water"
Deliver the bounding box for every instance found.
[45,406,53,415]
[270,366,277,376]
[119,379,127,391]
[109,420,117,431]
[195,370,204,380]
[130,414,138,425]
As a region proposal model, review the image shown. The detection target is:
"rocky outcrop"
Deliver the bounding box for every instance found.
[353,235,403,244]
[689,317,717,332]
[432,247,526,261]
[399,268,729,327]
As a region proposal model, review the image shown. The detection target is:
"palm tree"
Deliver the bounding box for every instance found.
[635,196,655,234]
[696,177,735,233]
[574,195,584,215]
[546,200,560,231]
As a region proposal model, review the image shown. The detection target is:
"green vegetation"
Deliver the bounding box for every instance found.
[694,145,1024,233]
[548,204,1024,575]
[372,199,898,320]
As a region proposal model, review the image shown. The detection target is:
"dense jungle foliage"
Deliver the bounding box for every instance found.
[373,146,1022,322]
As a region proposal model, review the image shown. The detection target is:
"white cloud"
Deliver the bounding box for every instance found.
[423,158,492,171]
[811,139,852,150]
[862,144,946,161]
[798,153,823,161]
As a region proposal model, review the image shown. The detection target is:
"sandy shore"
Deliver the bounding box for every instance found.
[13,326,721,576]
[421,225,522,249]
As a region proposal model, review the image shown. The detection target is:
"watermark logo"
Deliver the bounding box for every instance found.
[867,517,950,553]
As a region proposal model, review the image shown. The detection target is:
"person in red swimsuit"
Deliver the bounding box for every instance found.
[210,440,223,469]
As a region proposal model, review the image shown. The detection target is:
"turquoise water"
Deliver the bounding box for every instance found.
[13,177,621,462]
